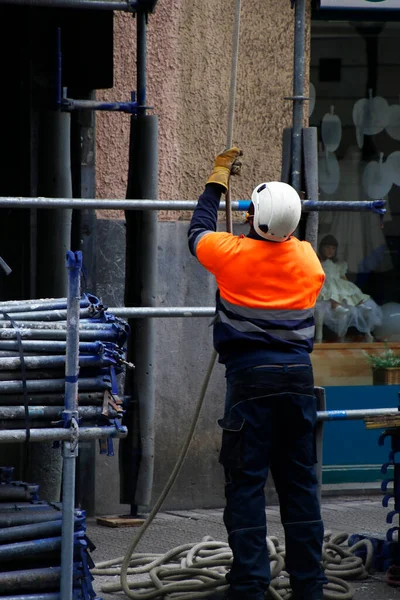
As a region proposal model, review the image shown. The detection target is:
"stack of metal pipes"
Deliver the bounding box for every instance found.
[0,294,130,431]
[0,466,98,600]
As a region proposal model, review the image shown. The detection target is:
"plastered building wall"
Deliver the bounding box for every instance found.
[96,0,311,208]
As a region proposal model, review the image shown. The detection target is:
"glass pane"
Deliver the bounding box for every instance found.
[310,20,400,343]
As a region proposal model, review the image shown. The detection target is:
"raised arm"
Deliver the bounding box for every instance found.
[188,147,242,256]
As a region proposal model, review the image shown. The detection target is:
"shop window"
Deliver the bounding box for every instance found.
[310,20,400,344]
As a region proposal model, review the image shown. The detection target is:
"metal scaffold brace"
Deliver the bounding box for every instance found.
[0,0,157,13]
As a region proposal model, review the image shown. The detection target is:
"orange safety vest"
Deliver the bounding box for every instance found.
[195,231,325,367]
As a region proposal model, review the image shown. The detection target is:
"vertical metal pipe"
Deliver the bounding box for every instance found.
[122,116,158,511]
[60,251,81,600]
[137,9,147,114]
[71,90,97,516]
[291,0,306,194]
[121,7,158,512]
[314,386,326,505]
[133,9,154,509]
[37,110,73,297]
[225,0,241,234]
[226,0,241,151]
[30,108,73,503]
[303,127,319,251]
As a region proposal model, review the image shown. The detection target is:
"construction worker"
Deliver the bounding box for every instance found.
[188,148,327,600]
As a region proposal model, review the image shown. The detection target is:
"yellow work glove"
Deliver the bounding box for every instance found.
[206,146,243,192]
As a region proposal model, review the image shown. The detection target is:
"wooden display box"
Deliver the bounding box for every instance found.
[372,367,400,386]
[312,343,400,387]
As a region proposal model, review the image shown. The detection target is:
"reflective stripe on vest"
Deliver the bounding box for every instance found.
[219,297,314,322]
[217,297,315,342]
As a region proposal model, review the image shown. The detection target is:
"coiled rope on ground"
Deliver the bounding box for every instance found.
[92,530,374,600]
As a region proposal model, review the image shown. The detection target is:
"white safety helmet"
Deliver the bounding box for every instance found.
[250,181,302,242]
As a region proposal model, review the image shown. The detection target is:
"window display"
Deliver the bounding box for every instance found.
[310,20,400,342]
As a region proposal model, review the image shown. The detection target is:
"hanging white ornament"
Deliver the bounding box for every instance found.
[319,149,340,195]
[355,126,364,149]
[386,104,400,141]
[386,151,400,186]
[321,105,342,153]
[352,89,389,136]
[309,82,316,118]
[362,152,393,199]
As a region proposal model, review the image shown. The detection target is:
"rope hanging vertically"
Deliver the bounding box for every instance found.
[225,0,241,233]
[113,3,243,598]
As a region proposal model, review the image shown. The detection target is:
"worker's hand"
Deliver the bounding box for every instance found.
[206,147,243,192]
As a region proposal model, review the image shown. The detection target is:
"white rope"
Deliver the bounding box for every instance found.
[226,0,241,150]
[93,531,374,600]
[104,6,243,595]
[225,0,241,233]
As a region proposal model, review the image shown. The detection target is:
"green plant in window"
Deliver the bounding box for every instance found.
[363,344,400,370]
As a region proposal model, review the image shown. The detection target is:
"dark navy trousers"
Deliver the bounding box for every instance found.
[218,365,327,600]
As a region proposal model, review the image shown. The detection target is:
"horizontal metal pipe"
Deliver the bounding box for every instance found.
[0,351,37,358]
[0,594,60,600]
[0,516,84,544]
[1,506,59,516]
[0,320,116,330]
[0,295,97,313]
[0,487,37,501]
[0,566,62,593]
[0,406,120,420]
[0,392,104,406]
[0,307,96,322]
[110,306,215,318]
[0,353,117,371]
[0,369,122,384]
[0,196,385,213]
[0,340,103,353]
[0,376,110,394]
[0,298,66,308]
[0,0,136,11]
[62,99,142,112]
[0,370,66,382]
[0,503,50,512]
[0,425,127,443]
[0,512,63,528]
[0,536,62,563]
[0,329,122,342]
[317,408,399,421]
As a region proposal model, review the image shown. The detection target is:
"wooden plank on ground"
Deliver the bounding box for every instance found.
[96,515,146,528]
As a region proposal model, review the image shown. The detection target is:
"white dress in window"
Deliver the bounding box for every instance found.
[317,259,383,338]
[319,260,369,306]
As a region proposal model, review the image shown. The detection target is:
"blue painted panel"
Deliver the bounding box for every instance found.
[323,386,399,468]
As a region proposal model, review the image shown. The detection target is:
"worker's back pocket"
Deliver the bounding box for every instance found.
[218,417,245,470]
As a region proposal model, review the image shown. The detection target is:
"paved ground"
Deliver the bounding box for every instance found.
[87,495,400,600]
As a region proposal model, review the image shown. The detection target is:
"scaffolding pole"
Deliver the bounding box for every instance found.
[291,0,306,193]
[0,426,127,443]
[0,0,137,11]
[0,197,386,213]
[317,408,400,422]
[111,307,214,318]
[60,252,82,600]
